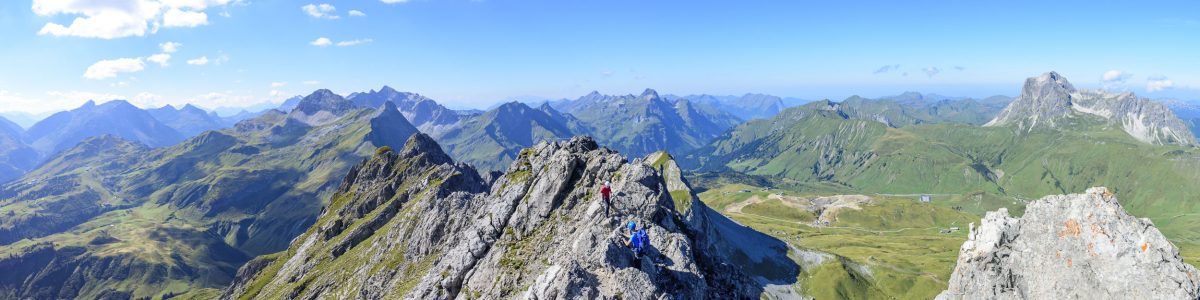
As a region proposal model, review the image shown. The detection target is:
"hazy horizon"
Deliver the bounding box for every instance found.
[3,0,1198,114]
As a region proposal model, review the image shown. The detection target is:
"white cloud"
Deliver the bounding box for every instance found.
[32,0,234,39]
[1102,70,1132,82]
[303,80,320,85]
[160,0,235,10]
[0,88,292,115]
[873,64,900,74]
[84,58,145,79]
[132,92,163,106]
[922,67,941,78]
[147,53,171,67]
[380,0,409,3]
[271,82,288,88]
[302,3,339,19]
[163,8,208,27]
[1147,76,1174,92]
[0,90,128,114]
[336,38,372,47]
[348,10,366,17]
[310,37,332,46]
[1100,69,1133,90]
[187,56,210,65]
[160,41,181,53]
[37,11,153,39]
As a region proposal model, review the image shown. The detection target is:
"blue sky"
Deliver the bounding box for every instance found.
[1,0,1198,114]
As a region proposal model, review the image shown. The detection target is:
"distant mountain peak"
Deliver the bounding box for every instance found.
[379,85,399,95]
[294,89,355,116]
[985,72,1195,145]
[640,88,660,100]
[1034,71,1076,93]
[181,103,204,111]
[99,99,135,109]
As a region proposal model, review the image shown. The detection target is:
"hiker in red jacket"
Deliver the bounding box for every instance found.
[601,181,612,217]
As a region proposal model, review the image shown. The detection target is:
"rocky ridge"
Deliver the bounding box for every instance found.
[938,187,1200,299]
[985,72,1196,145]
[223,135,797,299]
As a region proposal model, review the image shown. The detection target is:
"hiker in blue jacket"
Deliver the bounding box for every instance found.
[620,221,650,259]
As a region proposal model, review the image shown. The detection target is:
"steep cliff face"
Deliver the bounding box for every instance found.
[938,187,1200,299]
[223,135,795,299]
[985,72,1196,145]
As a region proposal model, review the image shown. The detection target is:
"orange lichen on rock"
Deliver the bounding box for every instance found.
[1142,243,1149,252]
[1067,258,1073,267]
[1059,219,1083,238]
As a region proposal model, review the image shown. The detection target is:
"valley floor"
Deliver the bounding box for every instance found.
[697,182,1200,299]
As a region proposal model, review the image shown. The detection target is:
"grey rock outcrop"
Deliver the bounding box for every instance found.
[985,72,1196,145]
[937,187,1200,299]
[223,135,796,299]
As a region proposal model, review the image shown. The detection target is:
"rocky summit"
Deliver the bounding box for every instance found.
[222,134,796,299]
[938,187,1200,299]
[986,71,1196,145]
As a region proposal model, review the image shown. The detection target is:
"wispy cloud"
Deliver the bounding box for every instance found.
[336,38,373,47]
[349,10,366,17]
[922,67,940,78]
[160,41,181,53]
[147,54,171,67]
[163,8,208,27]
[1147,75,1174,92]
[311,37,332,46]
[187,56,210,65]
[302,3,339,19]
[873,64,900,74]
[1100,70,1133,89]
[84,58,145,79]
[271,82,288,88]
[145,41,182,67]
[33,0,233,39]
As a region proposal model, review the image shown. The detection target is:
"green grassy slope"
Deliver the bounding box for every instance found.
[697,183,976,299]
[687,103,1200,265]
[0,104,418,298]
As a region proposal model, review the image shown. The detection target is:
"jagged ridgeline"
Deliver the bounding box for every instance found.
[0,90,417,299]
[223,135,799,299]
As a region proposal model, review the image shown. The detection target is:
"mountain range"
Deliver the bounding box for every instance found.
[3,71,1200,299]
[0,100,270,184]
[551,89,742,157]
[0,91,417,299]
[147,104,227,138]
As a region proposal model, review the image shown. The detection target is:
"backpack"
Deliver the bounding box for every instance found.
[631,229,649,254]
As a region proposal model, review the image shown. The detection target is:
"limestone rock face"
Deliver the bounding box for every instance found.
[937,187,1200,299]
[985,72,1196,145]
[223,135,792,299]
